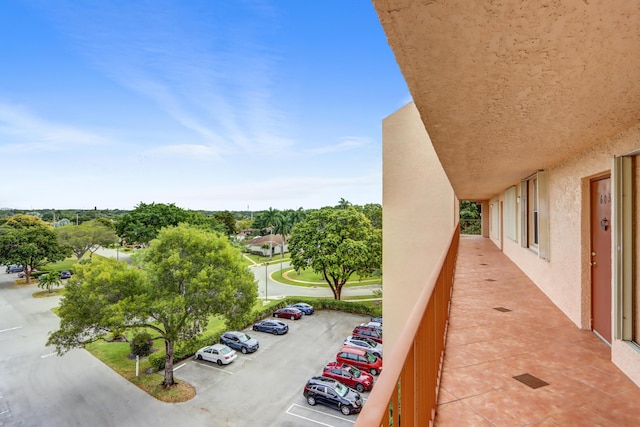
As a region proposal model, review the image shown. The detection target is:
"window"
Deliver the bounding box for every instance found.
[613,155,636,344]
[521,171,549,258]
[504,186,517,241]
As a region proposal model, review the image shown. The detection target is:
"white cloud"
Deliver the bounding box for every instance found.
[145,143,222,160]
[306,137,370,155]
[0,102,107,153]
[42,1,294,157]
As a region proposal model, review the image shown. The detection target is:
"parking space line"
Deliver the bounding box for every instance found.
[174,363,186,371]
[0,326,21,334]
[40,352,57,359]
[192,362,234,375]
[286,404,356,426]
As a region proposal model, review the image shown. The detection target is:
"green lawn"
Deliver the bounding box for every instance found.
[271,267,380,288]
[40,257,78,272]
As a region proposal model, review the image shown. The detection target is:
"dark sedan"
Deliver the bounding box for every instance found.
[252,319,288,335]
[220,331,259,354]
[273,307,303,320]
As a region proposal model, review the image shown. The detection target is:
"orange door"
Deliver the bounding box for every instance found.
[590,176,612,344]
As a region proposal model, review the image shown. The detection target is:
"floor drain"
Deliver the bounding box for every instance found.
[493,307,511,312]
[480,263,488,266]
[513,373,549,389]
[485,278,496,282]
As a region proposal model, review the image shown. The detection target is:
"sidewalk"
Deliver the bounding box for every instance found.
[435,235,640,426]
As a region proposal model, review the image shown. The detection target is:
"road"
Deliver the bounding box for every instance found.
[248,258,381,300]
[0,270,214,427]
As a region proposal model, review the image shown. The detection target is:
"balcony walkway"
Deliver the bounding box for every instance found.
[435,235,640,426]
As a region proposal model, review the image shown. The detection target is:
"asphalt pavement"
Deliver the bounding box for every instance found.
[0,269,374,427]
[0,270,212,427]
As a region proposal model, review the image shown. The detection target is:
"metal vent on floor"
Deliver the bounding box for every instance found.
[493,307,511,312]
[485,278,496,282]
[513,373,549,389]
[480,263,488,266]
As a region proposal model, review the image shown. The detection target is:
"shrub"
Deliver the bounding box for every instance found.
[130,332,153,357]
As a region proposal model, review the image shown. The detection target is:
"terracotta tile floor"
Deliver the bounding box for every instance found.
[434,236,640,426]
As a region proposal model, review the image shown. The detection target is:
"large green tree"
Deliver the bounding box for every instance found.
[47,224,257,387]
[213,211,237,236]
[56,220,118,260]
[114,202,223,245]
[288,207,381,300]
[0,215,71,283]
[360,203,382,229]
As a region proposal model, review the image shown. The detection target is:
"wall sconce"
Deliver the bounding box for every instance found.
[600,217,608,231]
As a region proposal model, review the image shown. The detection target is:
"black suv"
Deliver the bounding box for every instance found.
[219,331,259,354]
[303,376,363,416]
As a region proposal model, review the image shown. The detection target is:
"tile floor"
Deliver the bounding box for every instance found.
[434,236,640,426]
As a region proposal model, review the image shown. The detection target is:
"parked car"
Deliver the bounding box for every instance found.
[322,361,374,392]
[288,302,314,315]
[370,316,383,324]
[195,344,237,366]
[361,321,382,332]
[336,346,383,376]
[6,265,23,274]
[18,269,36,278]
[273,307,303,320]
[60,270,72,279]
[352,325,383,344]
[344,335,383,358]
[252,319,289,335]
[219,331,259,354]
[303,376,363,415]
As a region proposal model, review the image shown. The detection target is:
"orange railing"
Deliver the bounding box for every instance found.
[355,226,459,427]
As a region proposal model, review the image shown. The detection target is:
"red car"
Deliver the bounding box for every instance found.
[323,362,374,392]
[273,307,303,320]
[336,346,383,376]
[352,325,382,344]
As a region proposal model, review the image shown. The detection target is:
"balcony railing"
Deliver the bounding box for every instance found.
[355,226,459,427]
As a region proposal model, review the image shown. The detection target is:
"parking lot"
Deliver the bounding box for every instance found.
[173,310,373,427]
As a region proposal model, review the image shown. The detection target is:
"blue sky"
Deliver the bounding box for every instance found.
[0,0,410,211]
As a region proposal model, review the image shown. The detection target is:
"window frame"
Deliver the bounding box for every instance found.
[520,170,549,259]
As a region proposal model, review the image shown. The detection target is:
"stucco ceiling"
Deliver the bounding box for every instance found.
[374,0,640,200]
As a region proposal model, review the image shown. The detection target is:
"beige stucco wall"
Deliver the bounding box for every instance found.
[382,102,457,354]
[498,123,640,385]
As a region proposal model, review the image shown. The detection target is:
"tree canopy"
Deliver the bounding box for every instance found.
[0,215,71,283]
[114,202,224,245]
[56,220,118,260]
[288,207,381,300]
[47,224,257,387]
[213,211,237,235]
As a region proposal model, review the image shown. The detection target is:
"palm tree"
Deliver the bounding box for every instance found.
[263,207,281,260]
[274,211,292,262]
[337,198,352,209]
[38,272,63,294]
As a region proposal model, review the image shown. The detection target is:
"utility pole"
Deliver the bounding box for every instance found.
[264,263,268,302]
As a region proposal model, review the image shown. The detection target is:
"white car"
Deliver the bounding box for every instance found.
[195,344,237,366]
[344,335,383,359]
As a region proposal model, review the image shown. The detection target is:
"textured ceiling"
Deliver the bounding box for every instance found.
[374,0,640,200]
